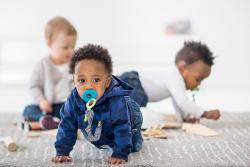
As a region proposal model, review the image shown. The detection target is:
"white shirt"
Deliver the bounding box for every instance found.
[138,65,205,119]
[54,63,71,103]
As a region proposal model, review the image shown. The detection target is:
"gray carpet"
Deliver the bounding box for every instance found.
[0,112,250,167]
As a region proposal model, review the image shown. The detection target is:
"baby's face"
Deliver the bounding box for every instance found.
[181,60,211,90]
[73,59,111,101]
[48,32,76,64]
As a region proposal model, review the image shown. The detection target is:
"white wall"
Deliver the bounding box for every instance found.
[0,0,250,112]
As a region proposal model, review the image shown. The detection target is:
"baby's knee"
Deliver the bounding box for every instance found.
[22,105,42,121]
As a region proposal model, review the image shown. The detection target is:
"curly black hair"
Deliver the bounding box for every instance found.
[175,41,215,66]
[69,44,113,74]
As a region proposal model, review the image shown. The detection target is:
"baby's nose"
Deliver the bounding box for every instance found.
[85,82,93,89]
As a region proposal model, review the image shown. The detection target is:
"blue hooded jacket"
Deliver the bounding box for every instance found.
[55,76,134,161]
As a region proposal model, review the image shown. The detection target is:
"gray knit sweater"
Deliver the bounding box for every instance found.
[29,56,74,105]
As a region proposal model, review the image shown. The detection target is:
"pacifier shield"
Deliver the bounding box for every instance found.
[82,89,98,102]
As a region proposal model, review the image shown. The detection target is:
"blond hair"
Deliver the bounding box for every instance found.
[45,16,77,42]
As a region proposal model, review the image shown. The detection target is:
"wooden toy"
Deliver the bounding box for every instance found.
[0,136,17,151]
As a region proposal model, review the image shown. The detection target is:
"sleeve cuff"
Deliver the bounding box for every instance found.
[111,152,128,161]
[195,109,205,118]
[56,149,70,156]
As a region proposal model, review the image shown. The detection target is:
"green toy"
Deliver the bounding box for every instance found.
[191,87,199,102]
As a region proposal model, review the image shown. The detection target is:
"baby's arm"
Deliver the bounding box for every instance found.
[109,97,132,164]
[172,99,190,121]
[166,71,222,121]
[172,99,201,123]
[29,61,46,104]
[29,61,53,112]
[166,76,205,119]
[39,99,52,113]
[52,98,78,163]
[172,98,220,122]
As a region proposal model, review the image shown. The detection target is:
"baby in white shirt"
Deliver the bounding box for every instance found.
[119,41,221,123]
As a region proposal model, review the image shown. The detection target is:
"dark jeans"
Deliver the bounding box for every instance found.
[125,96,143,152]
[119,71,148,107]
[22,103,64,122]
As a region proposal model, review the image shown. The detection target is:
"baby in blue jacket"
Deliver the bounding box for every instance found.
[52,44,143,165]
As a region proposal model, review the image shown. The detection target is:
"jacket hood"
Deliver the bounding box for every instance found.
[72,75,133,111]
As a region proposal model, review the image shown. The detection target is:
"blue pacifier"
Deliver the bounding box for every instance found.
[82,89,98,102]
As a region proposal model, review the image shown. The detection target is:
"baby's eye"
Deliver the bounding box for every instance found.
[93,78,100,83]
[79,79,85,83]
[63,46,70,50]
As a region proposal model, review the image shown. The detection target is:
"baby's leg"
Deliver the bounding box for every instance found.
[118,71,148,107]
[126,97,143,152]
[22,104,62,130]
[37,103,64,130]
[23,105,44,122]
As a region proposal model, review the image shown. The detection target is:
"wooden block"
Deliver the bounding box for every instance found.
[161,122,182,129]
[0,136,17,151]
[142,124,168,139]
[182,123,219,137]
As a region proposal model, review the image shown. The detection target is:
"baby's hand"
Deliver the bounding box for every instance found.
[51,156,72,163]
[107,156,126,165]
[202,110,221,120]
[39,100,53,113]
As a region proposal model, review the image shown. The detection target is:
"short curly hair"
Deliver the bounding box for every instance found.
[69,44,113,74]
[175,41,215,66]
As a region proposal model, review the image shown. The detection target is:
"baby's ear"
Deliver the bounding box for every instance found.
[176,60,187,71]
[106,75,112,88]
[72,75,77,86]
[46,39,52,48]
